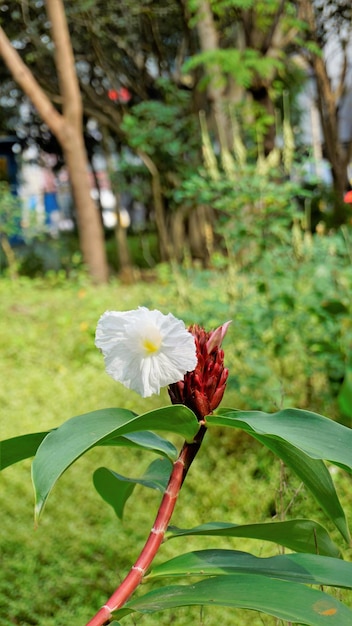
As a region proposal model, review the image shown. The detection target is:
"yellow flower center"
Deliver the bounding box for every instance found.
[140,325,162,356]
[142,338,161,354]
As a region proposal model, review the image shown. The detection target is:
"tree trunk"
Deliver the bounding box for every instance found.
[62,130,109,281]
[299,0,351,225]
[0,235,18,280]
[240,5,285,155]
[137,150,174,261]
[248,84,276,154]
[170,208,187,263]
[0,0,109,283]
[194,0,231,151]
[188,204,214,267]
[114,210,135,282]
[314,61,350,222]
[45,0,109,282]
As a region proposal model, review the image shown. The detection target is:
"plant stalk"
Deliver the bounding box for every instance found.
[86,424,207,626]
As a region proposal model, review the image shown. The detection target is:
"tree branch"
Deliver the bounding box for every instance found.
[261,0,286,54]
[45,0,82,126]
[334,45,348,104]
[0,25,65,140]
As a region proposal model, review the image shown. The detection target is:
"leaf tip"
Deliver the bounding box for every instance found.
[34,498,44,525]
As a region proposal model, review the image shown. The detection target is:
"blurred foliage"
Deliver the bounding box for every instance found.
[183,47,283,91]
[116,78,201,209]
[173,228,352,419]
[0,182,23,277]
[176,161,306,266]
[175,98,302,265]
[135,222,352,420]
[0,231,161,277]
[0,182,22,240]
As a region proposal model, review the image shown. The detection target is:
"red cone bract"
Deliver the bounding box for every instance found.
[168,323,229,421]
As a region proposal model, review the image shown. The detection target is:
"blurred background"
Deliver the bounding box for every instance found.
[0,1,352,625]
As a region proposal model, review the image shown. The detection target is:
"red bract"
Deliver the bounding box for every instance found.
[168,322,230,421]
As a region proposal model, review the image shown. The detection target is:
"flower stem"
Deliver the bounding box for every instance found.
[86,424,207,626]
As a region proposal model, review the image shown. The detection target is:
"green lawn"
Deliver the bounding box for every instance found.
[1,271,351,625]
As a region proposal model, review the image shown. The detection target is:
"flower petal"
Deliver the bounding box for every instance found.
[95,307,197,397]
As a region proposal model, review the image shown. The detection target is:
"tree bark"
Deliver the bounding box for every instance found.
[0,0,109,283]
[299,0,351,224]
[188,204,213,266]
[0,235,18,280]
[100,127,133,278]
[62,129,109,281]
[137,150,174,262]
[194,0,230,151]
[240,2,289,155]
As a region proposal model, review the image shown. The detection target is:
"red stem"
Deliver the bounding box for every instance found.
[86,425,206,626]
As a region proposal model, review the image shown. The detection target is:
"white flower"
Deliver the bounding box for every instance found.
[95,307,197,397]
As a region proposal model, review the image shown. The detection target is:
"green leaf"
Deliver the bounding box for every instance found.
[209,409,352,543]
[106,431,178,461]
[208,408,352,472]
[166,520,340,557]
[338,367,352,419]
[93,458,172,519]
[148,549,352,589]
[250,436,349,543]
[114,574,352,625]
[0,429,177,471]
[32,405,198,520]
[94,469,134,520]
[0,432,49,470]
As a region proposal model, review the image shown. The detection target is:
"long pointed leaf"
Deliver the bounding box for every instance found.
[106,431,177,460]
[254,436,349,543]
[148,549,352,588]
[0,432,49,470]
[32,405,198,520]
[208,408,352,472]
[114,574,352,625]
[207,408,351,542]
[166,520,340,557]
[93,458,172,519]
[0,429,177,471]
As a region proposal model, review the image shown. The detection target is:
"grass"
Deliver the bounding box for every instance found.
[0,269,351,625]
